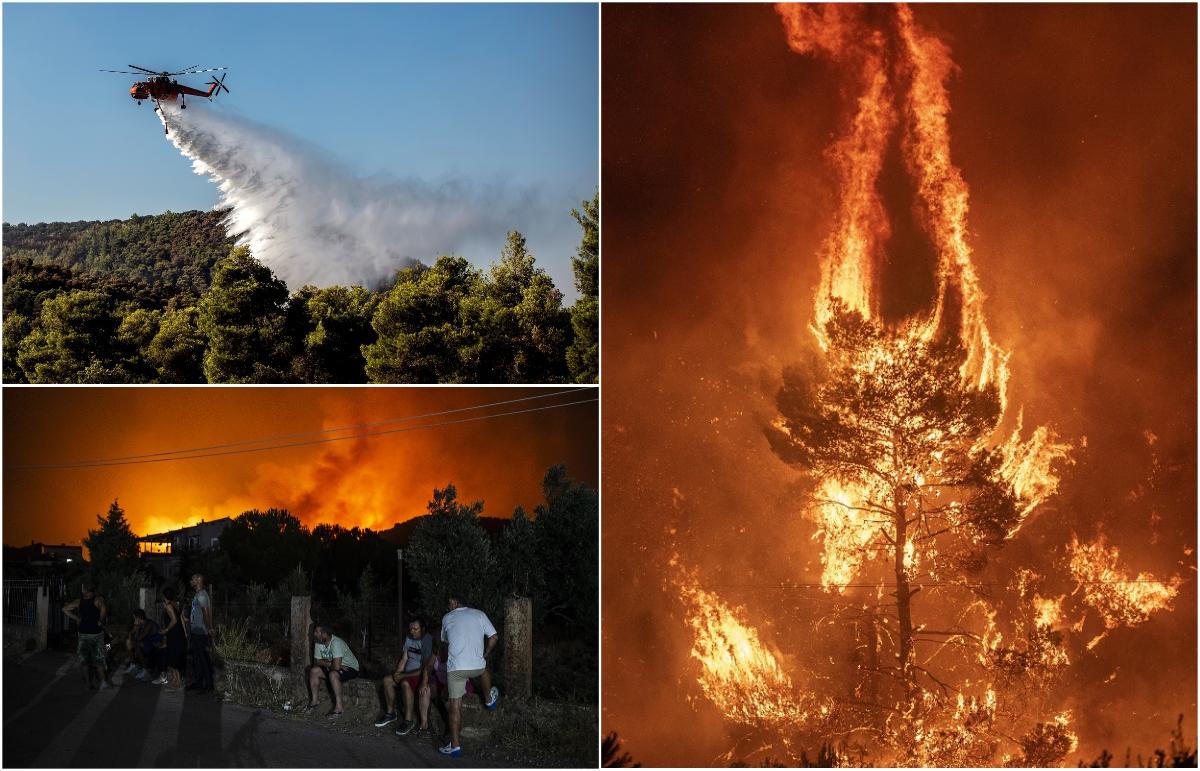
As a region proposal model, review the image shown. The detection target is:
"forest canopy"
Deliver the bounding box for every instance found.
[2,195,599,384]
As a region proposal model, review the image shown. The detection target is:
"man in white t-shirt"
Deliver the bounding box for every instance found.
[437,594,500,757]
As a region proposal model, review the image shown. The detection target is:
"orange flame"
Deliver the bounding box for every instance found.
[776,2,1070,545]
[670,556,825,727]
[1068,536,1183,630]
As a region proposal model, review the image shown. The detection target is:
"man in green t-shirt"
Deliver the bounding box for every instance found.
[301,624,361,719]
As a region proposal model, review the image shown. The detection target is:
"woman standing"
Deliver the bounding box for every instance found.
[154,586,187,689]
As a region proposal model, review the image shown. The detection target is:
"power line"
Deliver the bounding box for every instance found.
[26,388,593,466]
[8,395,597,471]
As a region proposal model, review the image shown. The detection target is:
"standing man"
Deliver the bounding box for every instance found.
[186,573,214,693]
[376,619,435,734]
[302,624,360,719]
[438,594,500,757]
[63,583,109,690]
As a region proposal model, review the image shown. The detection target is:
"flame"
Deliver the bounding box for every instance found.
[775,3,1073,593]
[813,478,880,589]
[1068,536,1183,629]
[670,556,821,728]
[1032,594,1064,630]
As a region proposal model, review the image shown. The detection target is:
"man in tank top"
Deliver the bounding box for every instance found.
[63,583,109,690]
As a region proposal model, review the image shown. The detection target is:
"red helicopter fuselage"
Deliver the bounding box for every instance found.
[130,76,219,103]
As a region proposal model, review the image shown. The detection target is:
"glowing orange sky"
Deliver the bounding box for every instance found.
[3,387,597,549]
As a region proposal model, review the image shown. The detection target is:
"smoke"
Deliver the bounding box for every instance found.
[158,102,541,289]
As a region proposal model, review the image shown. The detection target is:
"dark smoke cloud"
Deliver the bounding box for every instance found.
[602,5,1195,766]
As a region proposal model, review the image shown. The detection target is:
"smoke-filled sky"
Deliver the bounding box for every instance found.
[603,4,1194,766]
[3,387,597,549]
[2,3,597,297]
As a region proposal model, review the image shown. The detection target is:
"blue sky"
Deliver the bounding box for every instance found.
[3,3,597,296]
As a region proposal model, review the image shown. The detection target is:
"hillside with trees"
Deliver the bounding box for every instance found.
[2,195,599,384]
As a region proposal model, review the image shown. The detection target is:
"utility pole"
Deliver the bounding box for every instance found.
[396,549,404,637]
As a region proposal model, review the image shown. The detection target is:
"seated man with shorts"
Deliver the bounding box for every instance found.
[375,619,435,734]
[301,624,360,719]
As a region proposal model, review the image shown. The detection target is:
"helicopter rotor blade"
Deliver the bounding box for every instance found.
[172,66,227,76]
[127,65,160,74]
[100,69,144,74]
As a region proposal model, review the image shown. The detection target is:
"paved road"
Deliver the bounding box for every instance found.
[3,651,483,768]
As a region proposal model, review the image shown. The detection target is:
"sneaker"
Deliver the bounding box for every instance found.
[299,703,318,714]
[485,686,500,710]
[152,676,168,685]
[438,743,462,757]
[395,720,414,736]
[374,713,398,728]
[124,662,138,674]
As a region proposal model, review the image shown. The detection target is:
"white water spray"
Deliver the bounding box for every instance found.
[158,103,538,289]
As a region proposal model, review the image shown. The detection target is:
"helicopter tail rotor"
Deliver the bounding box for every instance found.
[207,73,230,97]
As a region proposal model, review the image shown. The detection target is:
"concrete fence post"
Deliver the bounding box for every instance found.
[290,596,312,699]
[138,587,156,613]
[35,587,50,651]
[503,596,532,700]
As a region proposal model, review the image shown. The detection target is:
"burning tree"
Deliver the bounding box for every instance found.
[662,5,1190,766]
[762,301,1076,764]
[766,300,1017,701]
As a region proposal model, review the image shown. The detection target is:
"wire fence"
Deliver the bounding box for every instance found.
[3,580,41,627]
[203,591,407,672]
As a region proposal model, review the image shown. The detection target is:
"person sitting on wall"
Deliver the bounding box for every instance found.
[124,608,163,681]
[301,624,361,720]
[375,618,436,733]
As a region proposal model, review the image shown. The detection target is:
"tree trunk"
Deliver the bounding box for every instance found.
[893,489,916,705]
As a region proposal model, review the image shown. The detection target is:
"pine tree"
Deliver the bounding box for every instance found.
[567,193,599,384]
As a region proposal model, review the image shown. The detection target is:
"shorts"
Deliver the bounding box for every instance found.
[331,667,358,681]
[395,671,425,692]
[446,667,485,699]
[77,633,105,666]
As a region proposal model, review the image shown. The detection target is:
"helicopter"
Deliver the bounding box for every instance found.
[100,65,230,133]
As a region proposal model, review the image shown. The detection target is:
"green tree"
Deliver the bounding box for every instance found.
[567,192,599,383]
[218,509,312,586]
[83,500,142,600]
[15,289,133,383]
[116,306,161,381]
[468,231,571,382]
[3,313,32,383]
[288,285,377,383]
[197,247,293,383]
[364,257,483,383]
[532,465,599,629]
[335,563,387,650]
[146,306,206,383]
[498,506,537,599]
[310,524,391,601]
[405,485,500,623]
